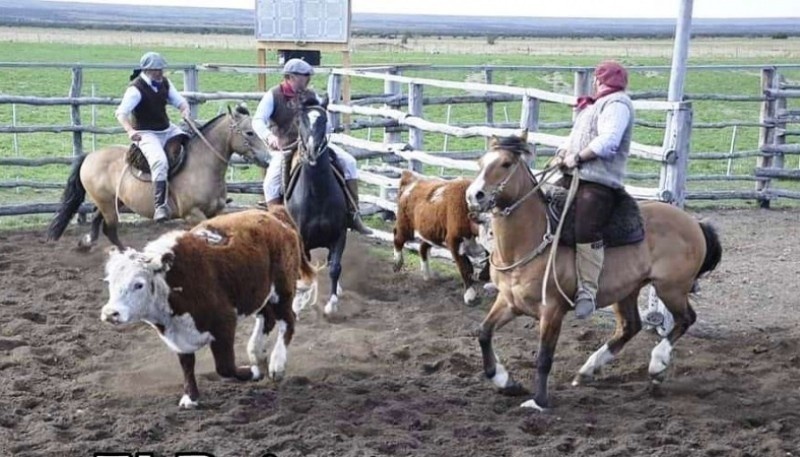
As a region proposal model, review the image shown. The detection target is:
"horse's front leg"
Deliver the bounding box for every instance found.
[521,299,567,411]
[324,233,347,317]
[478,295,525,395]
[184,207,208,226]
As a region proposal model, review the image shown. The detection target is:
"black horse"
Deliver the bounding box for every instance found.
[285,104,348,316]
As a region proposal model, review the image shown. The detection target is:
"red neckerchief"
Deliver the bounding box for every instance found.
[280,81,297,99]
[575,86,623,111]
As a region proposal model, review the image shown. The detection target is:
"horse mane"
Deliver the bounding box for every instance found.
[490,135,530,157]
[197,106,249,133]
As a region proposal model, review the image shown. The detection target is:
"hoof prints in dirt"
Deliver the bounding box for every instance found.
[1,210,799,456]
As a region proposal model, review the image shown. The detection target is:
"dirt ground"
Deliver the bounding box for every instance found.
[0,207,799,457]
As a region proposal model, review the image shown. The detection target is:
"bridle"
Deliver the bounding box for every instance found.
[481,151,559,218]
[295,106,329,165]
[184,113,261,165]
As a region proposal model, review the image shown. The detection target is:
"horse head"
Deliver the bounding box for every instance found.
[295,102,330,166]
[226,104,270,168]
[466,131,535,214]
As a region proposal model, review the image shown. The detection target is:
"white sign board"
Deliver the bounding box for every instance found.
[255,0,350,43]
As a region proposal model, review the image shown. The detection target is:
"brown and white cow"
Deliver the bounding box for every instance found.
[393,170,493,305]
[100,208,317,409]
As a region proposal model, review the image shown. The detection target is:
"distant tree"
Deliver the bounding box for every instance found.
[772,33,789,39]
[400,31,412,45]
[487,35,497,45]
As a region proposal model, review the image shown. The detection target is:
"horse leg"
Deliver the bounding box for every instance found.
[324,233,347,317]
[521,300,567,411]
[77,209,103,251]
[573,288,643,386]
[268,280,296,382]
[648,285,696,383]
[478,296,525,395]
[447,237,478,306]
[419,242,432,280]
[94,202,125,249]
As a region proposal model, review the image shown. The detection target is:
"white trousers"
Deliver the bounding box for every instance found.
[262,148,358,201]
[136,124,184,182]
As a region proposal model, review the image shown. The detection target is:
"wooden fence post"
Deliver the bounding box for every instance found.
[383,67,402,144]
[69,66,83,157]
[484,68,494,124]
[573,69,592,121]
[757,66,777,208]
[327,73,343,133]
[407,82,423,172]
[520,94,540,156]
[183,66,199,119]
[659,103,693,206]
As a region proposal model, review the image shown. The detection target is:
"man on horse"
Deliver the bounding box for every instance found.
[115,51,190,222]
[253,58,372,235]
[555,60,635,320]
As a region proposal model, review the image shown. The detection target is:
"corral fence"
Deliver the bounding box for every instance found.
[0,62,798,229]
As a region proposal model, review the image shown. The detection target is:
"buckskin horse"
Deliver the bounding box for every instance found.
[465,134,722,410]
[47,105,269,250]
[284,103,348,317]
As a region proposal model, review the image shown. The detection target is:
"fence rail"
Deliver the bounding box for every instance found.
[1,62,799,221]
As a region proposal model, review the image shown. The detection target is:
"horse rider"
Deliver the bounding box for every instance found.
[253,58,372,235]
[115,51,191,222]
[554,60,635,319]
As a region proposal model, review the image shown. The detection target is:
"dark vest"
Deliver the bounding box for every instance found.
[130,76,170,131]
[268,85,299,147]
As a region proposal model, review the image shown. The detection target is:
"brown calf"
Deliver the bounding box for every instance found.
[393,170,492,305]
[100,208,317,408]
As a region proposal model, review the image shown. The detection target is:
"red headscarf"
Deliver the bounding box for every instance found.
[575,60,629,111]
[280,81,297,98]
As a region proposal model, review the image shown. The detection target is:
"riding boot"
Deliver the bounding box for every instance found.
[345,179,372,235]
[574,242,604,319]
[153,180,170,222]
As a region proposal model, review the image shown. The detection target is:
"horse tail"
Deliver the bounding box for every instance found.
[697,221,722,278]
[47,154,88,241]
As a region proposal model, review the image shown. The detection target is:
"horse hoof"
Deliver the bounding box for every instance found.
[571,373,594,387]
[178,394,199,409]
[499,381,529,397]
[269,369,285,383]
[463,287,480,307]
[519,398,547,412]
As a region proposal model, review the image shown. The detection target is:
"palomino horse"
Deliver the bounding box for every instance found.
[47,106,269,249]
[466,135,722,410]
[285,104,348,317]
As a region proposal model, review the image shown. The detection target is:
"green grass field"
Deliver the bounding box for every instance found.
[1,31,799,230]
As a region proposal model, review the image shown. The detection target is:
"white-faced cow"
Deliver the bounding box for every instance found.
[393,170,493,305]
[100,208,317,408]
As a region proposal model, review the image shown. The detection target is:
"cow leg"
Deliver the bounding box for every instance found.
[248,287,279,373]
[268,287,296,382]
[419,242,432,280]
[177,353,200,409]
[324,233,347,317]
[392,226,407,272]
[447,237,478,306]
[211,336,259,382]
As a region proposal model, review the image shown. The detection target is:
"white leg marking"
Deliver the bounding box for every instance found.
[491,363,510,389]
[649,339,673,378]
[483,282,498,296]
[81,233,93,245]
[247,315,267,366]
[324,294,339,316]
[336,282,343,296]
[250,365,263,381]
[519,399,546,411]
[267,285,279,304]
[178,394,198,409]
[463,285,479,305]
[420,258,431,280]
[268,320,288,381]
[574,343,614,385]
[393,248,403,269]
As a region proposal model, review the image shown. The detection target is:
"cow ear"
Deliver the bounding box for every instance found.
[488,135,499,149]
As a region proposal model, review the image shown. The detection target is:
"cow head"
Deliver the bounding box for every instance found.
[100,246,174,326]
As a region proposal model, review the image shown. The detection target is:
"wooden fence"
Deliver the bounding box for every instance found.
[1,62,799,221]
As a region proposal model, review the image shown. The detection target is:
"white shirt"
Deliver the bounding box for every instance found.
[560,101,631,159]
[115,73,187,119]
[252,88,331,143]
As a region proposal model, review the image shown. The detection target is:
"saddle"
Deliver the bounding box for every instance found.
[125,133,191,182]
[281,148,347,202]
[544,185,645,248]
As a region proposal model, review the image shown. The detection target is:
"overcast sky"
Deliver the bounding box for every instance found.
[47,0,800,19]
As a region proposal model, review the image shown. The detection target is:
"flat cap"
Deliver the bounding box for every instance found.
[283,58,314,76]
[139,52,167,70]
